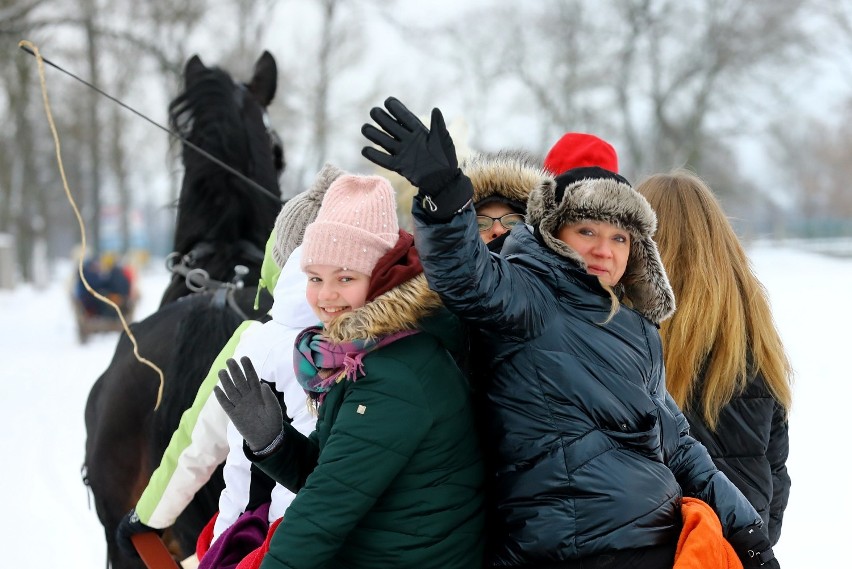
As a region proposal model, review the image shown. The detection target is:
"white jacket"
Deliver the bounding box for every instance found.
[137,246,317,538]
[213,245,317,537]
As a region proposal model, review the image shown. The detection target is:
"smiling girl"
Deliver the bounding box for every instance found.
[216,174,484,569]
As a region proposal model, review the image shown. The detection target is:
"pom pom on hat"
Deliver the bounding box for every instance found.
[543,133,619,176]
[272,163,345,268]
[301,174,399,276]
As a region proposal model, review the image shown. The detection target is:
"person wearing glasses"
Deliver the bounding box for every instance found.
[475,208,525,246]
[467,136,620,252]
[458,150,549,253]
[361,97,780,569]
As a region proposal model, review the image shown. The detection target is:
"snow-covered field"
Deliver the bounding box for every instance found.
[0,244,844,567]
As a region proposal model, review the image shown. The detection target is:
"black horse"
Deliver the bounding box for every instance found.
[83,51,284,569]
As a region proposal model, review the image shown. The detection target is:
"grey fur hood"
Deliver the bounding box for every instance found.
[526,166,675,323]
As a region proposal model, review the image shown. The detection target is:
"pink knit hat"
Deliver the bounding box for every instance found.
[300,174,399,276]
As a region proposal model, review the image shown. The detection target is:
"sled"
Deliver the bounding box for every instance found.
[71,293,135,344]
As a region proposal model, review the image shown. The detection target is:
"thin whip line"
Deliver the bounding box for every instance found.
[19,39,166,409]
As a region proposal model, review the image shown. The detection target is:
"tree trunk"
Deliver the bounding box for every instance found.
[84,0,103,257]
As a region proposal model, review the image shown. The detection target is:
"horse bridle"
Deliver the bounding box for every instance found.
[160,84,277,321]
[165,239,266,320]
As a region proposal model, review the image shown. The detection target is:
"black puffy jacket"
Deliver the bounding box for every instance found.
[413,205,763,567]
[685,372,791,545]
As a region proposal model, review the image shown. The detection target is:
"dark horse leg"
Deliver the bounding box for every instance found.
[84,292,253,567]
[84,314,167,569]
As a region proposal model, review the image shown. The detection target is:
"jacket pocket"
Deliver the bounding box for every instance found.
[600,413,663,462]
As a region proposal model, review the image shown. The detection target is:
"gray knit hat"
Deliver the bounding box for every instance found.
[272,163,345,268]
[526,166,675,323]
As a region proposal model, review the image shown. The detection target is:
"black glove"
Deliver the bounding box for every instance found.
[361,97,472,219]
[115,508,161,559]
[214,357,285,455]
[728,524,780,568]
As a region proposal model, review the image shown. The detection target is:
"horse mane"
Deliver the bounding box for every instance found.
[167,66,281,261]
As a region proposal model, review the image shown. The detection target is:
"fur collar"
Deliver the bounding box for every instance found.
[322,274,442,343]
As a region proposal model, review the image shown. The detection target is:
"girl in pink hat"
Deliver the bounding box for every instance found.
[215,174,484,569]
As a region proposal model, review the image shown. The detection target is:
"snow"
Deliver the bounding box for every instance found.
[0,244,844,567]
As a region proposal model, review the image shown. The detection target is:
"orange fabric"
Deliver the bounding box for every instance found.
[235,517,282,569]
[130,532,181,569]
[674,497,743,569]
[195,511,219,561]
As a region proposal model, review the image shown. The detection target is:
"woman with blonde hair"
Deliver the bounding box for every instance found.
[637,168,793,546]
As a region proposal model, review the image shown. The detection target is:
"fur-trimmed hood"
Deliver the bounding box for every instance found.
[322,273,443,344]
[462,150,551,214]
[526,166,675,323]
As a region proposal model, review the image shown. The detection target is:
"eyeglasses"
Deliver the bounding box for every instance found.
[476,213,525,232]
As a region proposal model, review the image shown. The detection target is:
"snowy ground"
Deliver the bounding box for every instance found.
[0,244,844,567]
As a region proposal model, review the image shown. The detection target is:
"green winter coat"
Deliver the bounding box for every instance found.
[251,273,485,569]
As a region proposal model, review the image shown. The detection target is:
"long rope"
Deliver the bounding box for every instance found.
[19,39,166,409]
[18,42,283,206]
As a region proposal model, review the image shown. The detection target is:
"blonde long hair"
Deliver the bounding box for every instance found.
[637,169,792,429]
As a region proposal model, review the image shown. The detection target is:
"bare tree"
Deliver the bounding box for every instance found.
[275,0,388,191]
[612,0,815,176]
[818,0,852,90]
[768,103,852,236]
[6,50,41,281]
[760,0,852,237]
[80,0,104,256]
[420,1,815,177]
[0,1,49,282]
[1,0,214,280]
[230,0,278,68]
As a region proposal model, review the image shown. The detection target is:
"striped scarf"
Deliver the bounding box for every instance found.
[293,325,418,403]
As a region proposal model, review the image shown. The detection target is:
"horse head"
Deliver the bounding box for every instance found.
[161,51,284,306]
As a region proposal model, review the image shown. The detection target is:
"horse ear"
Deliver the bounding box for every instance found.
[184,55,207,87]
[248,51,277,107]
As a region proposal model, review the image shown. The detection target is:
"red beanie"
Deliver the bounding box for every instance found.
[543,132,618,175]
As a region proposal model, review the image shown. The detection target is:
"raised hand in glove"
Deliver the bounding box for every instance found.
[115,508,161,559]
[214,357,285,456]
[361,97,472,220]
[728,524,780,568]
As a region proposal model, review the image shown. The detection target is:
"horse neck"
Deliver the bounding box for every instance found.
[171,173,256,246]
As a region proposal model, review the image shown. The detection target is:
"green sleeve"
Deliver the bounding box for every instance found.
[255,229,281,309]
[259,361,431,569]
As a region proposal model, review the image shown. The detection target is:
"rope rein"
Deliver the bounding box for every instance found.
[19,40,167,409]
